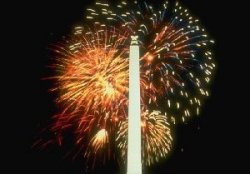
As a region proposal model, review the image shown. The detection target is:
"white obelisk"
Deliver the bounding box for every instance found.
[127,35,142,174]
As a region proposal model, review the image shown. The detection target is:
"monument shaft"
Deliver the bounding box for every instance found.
[127,36,142,174]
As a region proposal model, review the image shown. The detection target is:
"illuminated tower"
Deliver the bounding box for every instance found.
[127,35,142,174]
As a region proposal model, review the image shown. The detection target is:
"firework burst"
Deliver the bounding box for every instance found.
[87,0,216,123]
[51,26,129,114]
[37,0,216,169]
[39,26,130,163]
[117,110,172,166]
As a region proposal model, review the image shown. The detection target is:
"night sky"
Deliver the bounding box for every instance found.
[6,0,246,173]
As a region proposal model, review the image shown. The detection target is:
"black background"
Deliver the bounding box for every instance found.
[5,0,247,173]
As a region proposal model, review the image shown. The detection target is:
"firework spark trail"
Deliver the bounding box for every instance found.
[84,129,110,167]
[37,0,216,168]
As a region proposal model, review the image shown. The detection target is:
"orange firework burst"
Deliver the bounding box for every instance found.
[42,25,132,162]
[52,26,129,115]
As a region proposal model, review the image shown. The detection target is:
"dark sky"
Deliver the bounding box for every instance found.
[5,0,247,174]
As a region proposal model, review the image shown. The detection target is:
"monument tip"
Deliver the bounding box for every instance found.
[131,35,139,45]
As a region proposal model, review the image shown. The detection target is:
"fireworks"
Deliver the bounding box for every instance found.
[87,0,216,123]
[45,26,130,163]
[38,0,215,169]
[51,26,129,114]
[117,110,172,166]
[84,129,110,167]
